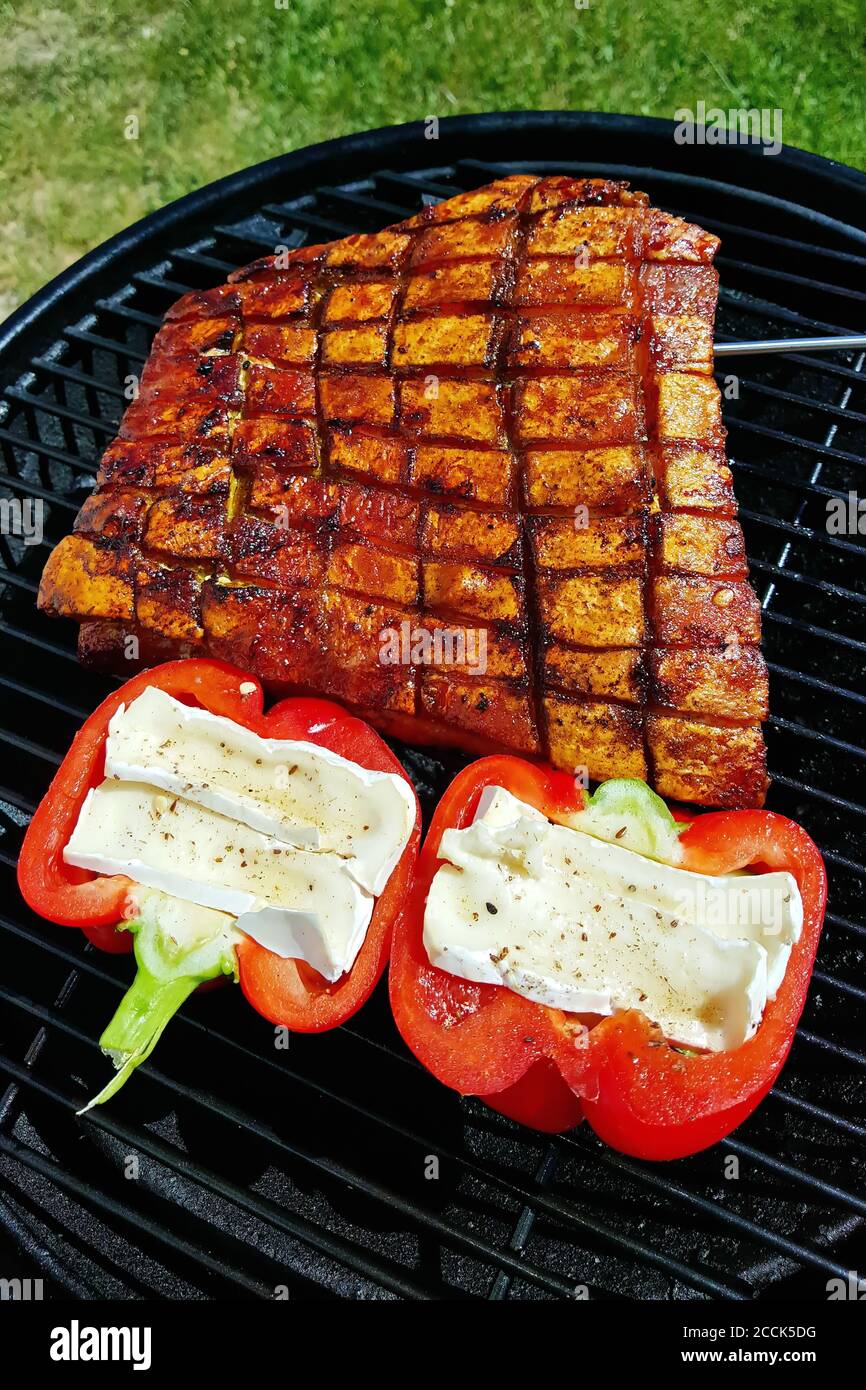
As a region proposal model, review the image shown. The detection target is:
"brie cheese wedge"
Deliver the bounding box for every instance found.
[423,786,802,1051]
[104,686,415,895]
[65,781,375,982]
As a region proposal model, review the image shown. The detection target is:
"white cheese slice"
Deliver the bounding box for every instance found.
[104,686,415,895]
[65,781,374,982]
[473,785,802,995]
[473,784,547,827]
[425,789,803,1052]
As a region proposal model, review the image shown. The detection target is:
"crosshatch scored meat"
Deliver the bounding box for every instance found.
[38,176,769,807]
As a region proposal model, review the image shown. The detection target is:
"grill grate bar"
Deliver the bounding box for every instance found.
[768,770,866,817]
[261,204,359,240]
[211,224,288,256]
[132,271,197,300]
[63,325,147,363]
[376,169,462,200]
[316,185,422,220]
[0,571,40,596]
[797,1028,866,1067]
[812,967,866,1003]
[771,1087,866,1142]
[30,357,128,401]
[172,246,238,276]
[716,285,856,338]
[0,472,79,510]
[0,727,61,767]
[0,618,78,662]
[715,254,866,310]
[815,908,865,943]
[4,390,117,437]
[731,378,866,426]
[560,1134,855,1282]
[823,907,866,938]
[0,1136,275,1299]
[0,673,89,720]
[0,426,104,474]
[749,558,866,607]
[0,1192,100,1298]
[672,208,866,271]
[765,661,866,708]
[817,844,866,876]
[729,458,858,504]
[739,509,865,561]
[767,714,866,762]
[762,609,866,654]
[731,418,866,469]
[92,299,163,331]
[726,1137,866,1216]
[1,844,27,869]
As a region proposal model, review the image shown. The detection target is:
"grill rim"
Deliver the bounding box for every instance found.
[1,110,865,1301]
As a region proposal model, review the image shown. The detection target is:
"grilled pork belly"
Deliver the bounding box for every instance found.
[38,175,768,807]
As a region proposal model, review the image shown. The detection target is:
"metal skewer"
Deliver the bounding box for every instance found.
[714,334,866,357]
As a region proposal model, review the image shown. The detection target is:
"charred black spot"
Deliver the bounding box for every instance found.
[196,408,222,435]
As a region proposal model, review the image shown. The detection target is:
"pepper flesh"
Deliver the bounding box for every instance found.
[18,659,421,1034]
[389,756,826,1159]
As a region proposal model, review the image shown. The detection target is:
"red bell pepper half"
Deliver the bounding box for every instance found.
[389,755,827,1161]
[18,659,420,1104]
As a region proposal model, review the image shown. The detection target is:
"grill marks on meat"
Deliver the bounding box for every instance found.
[38,175,769,807]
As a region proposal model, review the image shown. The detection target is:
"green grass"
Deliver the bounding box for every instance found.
[2,0,864,314]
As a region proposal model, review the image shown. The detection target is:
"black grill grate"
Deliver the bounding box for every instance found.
[1,115,865,1300]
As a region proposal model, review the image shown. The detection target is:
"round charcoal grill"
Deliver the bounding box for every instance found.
[1,113,865,1301]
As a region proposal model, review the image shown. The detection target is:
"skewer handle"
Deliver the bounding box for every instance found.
[715,335,866,357]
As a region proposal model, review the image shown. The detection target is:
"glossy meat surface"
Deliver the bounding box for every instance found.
[38,176,768,806]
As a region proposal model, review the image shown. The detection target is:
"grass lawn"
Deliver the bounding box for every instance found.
[2,0,864,313]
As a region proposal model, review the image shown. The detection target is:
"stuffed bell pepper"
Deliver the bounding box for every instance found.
[389,756,826,1160]
[18,659,420,1108]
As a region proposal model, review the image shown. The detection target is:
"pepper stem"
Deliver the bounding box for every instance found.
[568,778,686,862]
[80,969,200,1113]
[78,891,238,1114]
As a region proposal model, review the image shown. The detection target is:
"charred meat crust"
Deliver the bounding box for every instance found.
[38,175,768,807]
